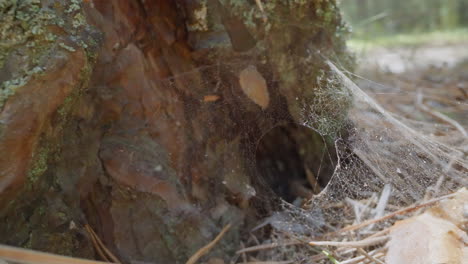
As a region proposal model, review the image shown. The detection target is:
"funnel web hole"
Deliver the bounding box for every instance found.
[254,123,337,205]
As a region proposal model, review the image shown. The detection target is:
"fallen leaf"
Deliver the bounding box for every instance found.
[386,188,468,264]
[239,65,270,110]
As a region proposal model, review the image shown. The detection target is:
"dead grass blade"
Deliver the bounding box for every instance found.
[84,224,121,264]
[357,248,385,264]
[340,251,386,264]
[308,236,389,248]
[186,223,232,264]
[328,192,456,235]
[239,261,293,264]
[416,91,467,138]
[236,241,299,255]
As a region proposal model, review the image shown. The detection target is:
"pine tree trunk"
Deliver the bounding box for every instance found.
[0,0,352,262]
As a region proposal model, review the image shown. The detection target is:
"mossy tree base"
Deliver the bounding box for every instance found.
[0,0,352,262]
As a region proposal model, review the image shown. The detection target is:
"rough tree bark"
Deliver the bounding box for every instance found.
[0,0,352,263]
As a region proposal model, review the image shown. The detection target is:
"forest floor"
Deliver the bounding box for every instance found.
[353,41,468,128]
[321,40,468,264]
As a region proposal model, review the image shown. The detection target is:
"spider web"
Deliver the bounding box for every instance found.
[238,58,467,261]
[142,48,467,260]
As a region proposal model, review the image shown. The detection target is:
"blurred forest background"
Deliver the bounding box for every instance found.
[339,0,468,43]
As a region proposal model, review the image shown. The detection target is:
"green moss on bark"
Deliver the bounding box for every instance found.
[0,0,99,109]
[0,0,100,257]
[0,0,58,108]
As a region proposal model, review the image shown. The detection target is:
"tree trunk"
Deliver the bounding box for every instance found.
[0,0,352,262]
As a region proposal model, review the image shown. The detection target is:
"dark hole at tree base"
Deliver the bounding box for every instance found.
[255,124,337,205]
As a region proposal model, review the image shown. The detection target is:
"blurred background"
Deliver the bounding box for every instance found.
[340,0,468,36]
[337,0,468,135]
[339,0,468,45]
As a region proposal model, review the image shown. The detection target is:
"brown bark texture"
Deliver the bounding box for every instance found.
[0,0,352,263]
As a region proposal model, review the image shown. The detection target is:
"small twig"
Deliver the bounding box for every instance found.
[366,184,392,231]
[186,223,232,264]
[310,248,357,262]
[365,227,391,239]
[308,236,389,248]
[357,248,385,264]
[327,192,456,235]
[236,241,299,254]
[85,225,110,262]
[340,251,386,264]
[254,0,267,22]
[305,166,321,194]
[239,261,294,264]
[0,244,115,264]
[250,234,261,246]
[373,184,392,220]
[416,91,467,138]
[421,173,447,207]
[346,198,363,224]
[240,241,248,263]
[85,225,121,264]
[321,250,341,264]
